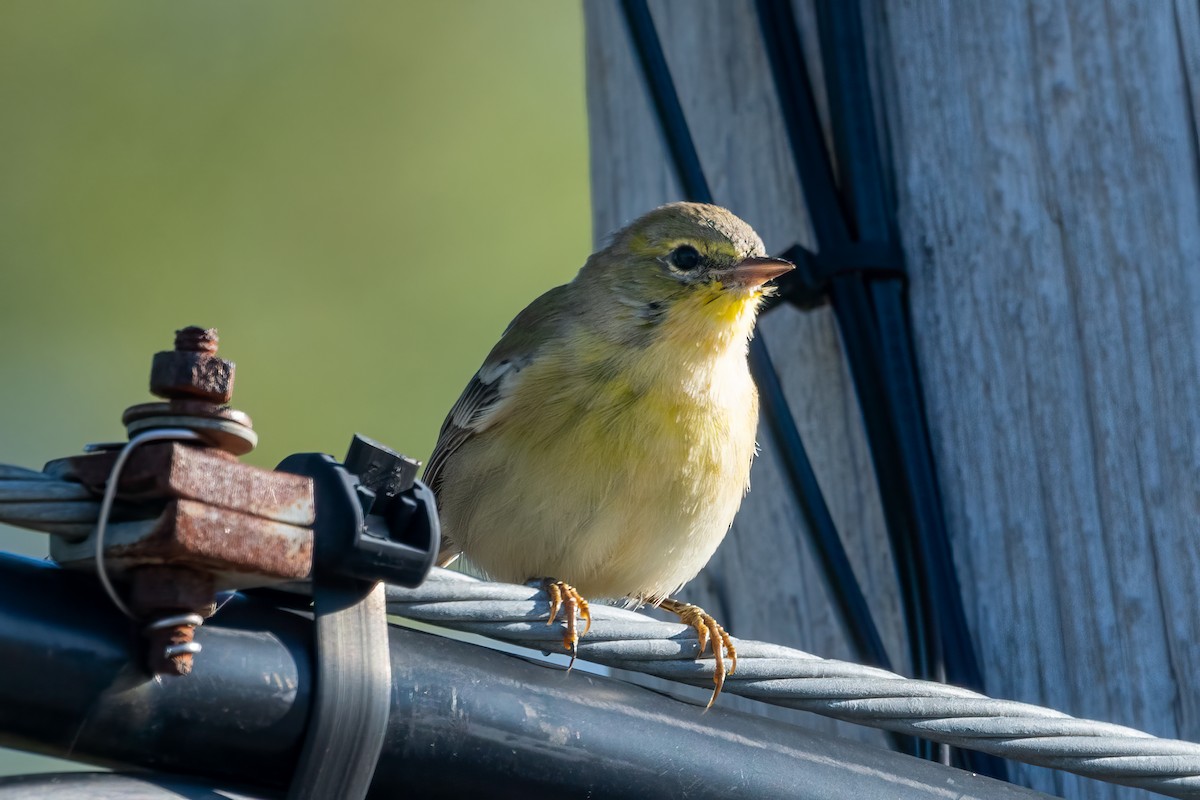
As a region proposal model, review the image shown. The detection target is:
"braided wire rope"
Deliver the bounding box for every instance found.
[387,569,1200,800]
[3,466,1200,797]
[0,463,158,542]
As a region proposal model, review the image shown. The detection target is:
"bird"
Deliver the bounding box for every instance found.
[424,202,792,705]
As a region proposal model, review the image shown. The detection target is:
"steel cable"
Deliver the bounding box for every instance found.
[387,569,1200,799]
[0,464,154,541]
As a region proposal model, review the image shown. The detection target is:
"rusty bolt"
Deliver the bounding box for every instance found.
[174,326,219,353]
[150,326,235,404]
[129,566,216,677]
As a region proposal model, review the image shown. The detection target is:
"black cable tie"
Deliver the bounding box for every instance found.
[768,242,906,311]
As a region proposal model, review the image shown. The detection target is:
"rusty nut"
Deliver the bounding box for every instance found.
[150,349,235,403]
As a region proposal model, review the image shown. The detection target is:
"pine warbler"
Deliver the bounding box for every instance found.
[425,202,792,702]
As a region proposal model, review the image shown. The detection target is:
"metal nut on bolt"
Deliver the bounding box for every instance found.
[132,326,257,455]
[129,565,217,677]
[47,325,303,679]
[150,326,235,404]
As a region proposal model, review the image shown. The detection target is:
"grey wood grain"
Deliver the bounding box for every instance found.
[587,1,1200,797]
[870,2,1200,797]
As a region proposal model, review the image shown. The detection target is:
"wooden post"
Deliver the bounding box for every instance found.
[585,2,1200,798]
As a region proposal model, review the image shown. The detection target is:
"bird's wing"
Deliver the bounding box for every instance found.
[423,358,521,498]
[425,284,574,563]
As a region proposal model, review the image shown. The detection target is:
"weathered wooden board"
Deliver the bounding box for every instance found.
[586,1,1200,797]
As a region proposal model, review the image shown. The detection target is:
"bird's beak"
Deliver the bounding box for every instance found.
[718,256,795,289]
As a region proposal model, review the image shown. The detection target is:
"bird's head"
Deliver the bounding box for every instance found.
[577,202,793,349]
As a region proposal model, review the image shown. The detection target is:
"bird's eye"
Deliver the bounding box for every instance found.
[669,245,703,271]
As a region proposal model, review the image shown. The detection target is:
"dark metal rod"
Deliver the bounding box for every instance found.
[749,340,893,669]
[755,0,934,690]
[809,1,945,696]
[870,279,974,684]
[815,0,994,737]
[812,0,894,245]
[618,0,893,673]
[0,554,1053,800]
[828,274,934,684]
[826,275,935,765]
[619,0,712,202]
[753,0,852,249]
[758,0,1003,778]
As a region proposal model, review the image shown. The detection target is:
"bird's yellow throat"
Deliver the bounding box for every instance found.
[657,281,766,358]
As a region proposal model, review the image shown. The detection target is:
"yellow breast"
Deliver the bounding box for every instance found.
[439,286,762,600]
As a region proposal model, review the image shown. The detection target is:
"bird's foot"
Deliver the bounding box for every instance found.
[659,598,737,708]
[541,579,592,669]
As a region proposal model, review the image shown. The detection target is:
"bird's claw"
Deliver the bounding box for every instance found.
[541,579,592,669]
[659,598,737,708]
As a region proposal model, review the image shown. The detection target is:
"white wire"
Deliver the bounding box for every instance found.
[93,428,203,620]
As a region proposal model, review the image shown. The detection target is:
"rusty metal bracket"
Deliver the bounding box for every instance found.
[39,326,318,676]
[49,441,315,582]
[10,326,439,691]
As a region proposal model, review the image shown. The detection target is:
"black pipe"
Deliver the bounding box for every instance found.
[0,554,1052,799]
[0,557,311,781]
[0,772,272,800]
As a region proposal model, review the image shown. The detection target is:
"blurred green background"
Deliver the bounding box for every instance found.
[0,0,589,777]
